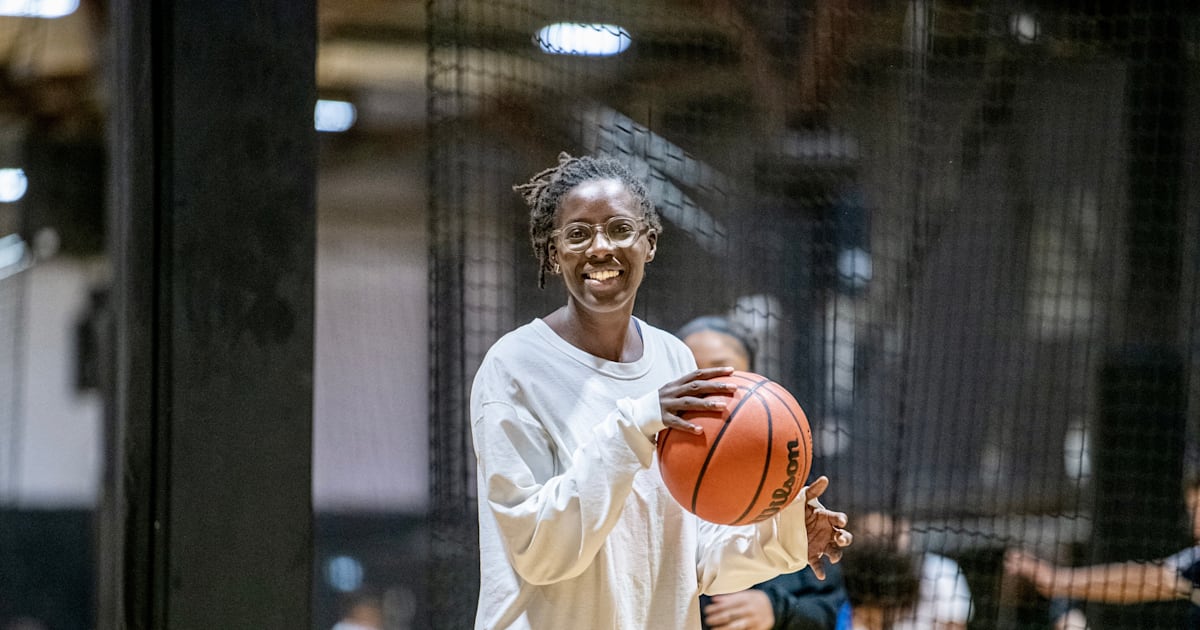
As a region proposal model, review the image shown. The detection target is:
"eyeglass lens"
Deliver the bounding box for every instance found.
[557,217,642,250]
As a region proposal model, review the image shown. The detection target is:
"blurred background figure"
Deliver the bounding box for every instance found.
[331,591,383,630]
[678,315,758,373]
[855,511,972,630]
[839,542,921,630]
[1005,477,1200,629]
[679,315,851,630]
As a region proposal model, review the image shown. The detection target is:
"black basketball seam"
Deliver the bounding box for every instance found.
[755,382,811,517]
[731,390,773,524]
[690,375,772,516]
[690,386,753,513]
[760,382,810,483]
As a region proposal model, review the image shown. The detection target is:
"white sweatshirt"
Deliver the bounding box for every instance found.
[470,318,811,630]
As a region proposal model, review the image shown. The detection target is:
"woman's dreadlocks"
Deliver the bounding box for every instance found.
[514,152,662,288]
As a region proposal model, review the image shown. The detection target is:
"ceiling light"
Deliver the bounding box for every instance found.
[0,0,79,18]
[314,99,356,133]
[535,23,631,57]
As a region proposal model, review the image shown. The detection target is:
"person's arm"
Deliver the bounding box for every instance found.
[702,590,777,630]
[697,477,850,596]
[1005,549,1192,604]
[474,390,663,585]
[702,568,844,630]
[759,564,846,630]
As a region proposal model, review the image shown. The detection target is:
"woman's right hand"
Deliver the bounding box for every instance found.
[658,367,737,434]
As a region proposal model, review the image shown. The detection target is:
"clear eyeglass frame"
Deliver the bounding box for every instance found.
[551,216,651,252]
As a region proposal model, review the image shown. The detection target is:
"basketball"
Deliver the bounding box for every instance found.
[656,371,813,526]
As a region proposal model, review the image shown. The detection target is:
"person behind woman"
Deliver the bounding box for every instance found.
[678,315,851,630]
[855,511,973,630]
[839,542,922,630]
[470,153,852,629]
[1006,476,1200,628]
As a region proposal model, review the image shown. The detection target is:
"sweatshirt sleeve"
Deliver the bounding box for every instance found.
[695,488,811,596]
[473,388,664,586]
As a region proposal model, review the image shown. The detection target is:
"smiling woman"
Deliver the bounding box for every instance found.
[467,152,851,630]
[540,177,657,349]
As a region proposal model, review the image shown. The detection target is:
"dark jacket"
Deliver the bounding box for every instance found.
[701,560,849,630]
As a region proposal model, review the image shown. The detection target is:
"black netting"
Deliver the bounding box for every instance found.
[429,3,1200,628]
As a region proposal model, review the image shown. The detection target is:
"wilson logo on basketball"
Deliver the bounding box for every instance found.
[756,439,801,520]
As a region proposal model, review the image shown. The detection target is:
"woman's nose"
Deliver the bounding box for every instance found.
[585,230,616,255]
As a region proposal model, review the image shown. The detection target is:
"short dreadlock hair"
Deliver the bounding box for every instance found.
[513,152,662,288]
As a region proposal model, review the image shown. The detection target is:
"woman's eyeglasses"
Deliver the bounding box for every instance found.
[551,216,651,252]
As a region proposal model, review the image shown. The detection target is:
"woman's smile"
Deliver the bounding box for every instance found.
[584,268,622,283]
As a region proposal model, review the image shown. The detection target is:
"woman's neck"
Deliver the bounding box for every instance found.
[544,304,641,362]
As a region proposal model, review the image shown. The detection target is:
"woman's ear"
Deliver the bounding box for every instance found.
[645,230,657,263]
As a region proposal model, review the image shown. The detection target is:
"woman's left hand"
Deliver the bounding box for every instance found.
[801,476,851,579]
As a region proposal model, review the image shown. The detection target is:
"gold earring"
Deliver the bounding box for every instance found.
[552,262,561,274]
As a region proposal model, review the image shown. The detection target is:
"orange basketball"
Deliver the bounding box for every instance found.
[656,371,813,526]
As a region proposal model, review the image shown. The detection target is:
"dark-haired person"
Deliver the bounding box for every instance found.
[1005,477,1200,629]
[840,543,922,630]
[470,152,852,629]
[679,315,851,630]
[677,316,758,375]
[853,511,972,630]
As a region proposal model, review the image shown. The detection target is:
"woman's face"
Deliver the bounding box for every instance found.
[550,178,656,317]
[683,330,751,371]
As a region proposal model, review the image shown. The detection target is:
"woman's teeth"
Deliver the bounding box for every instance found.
[587,270,620,281]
